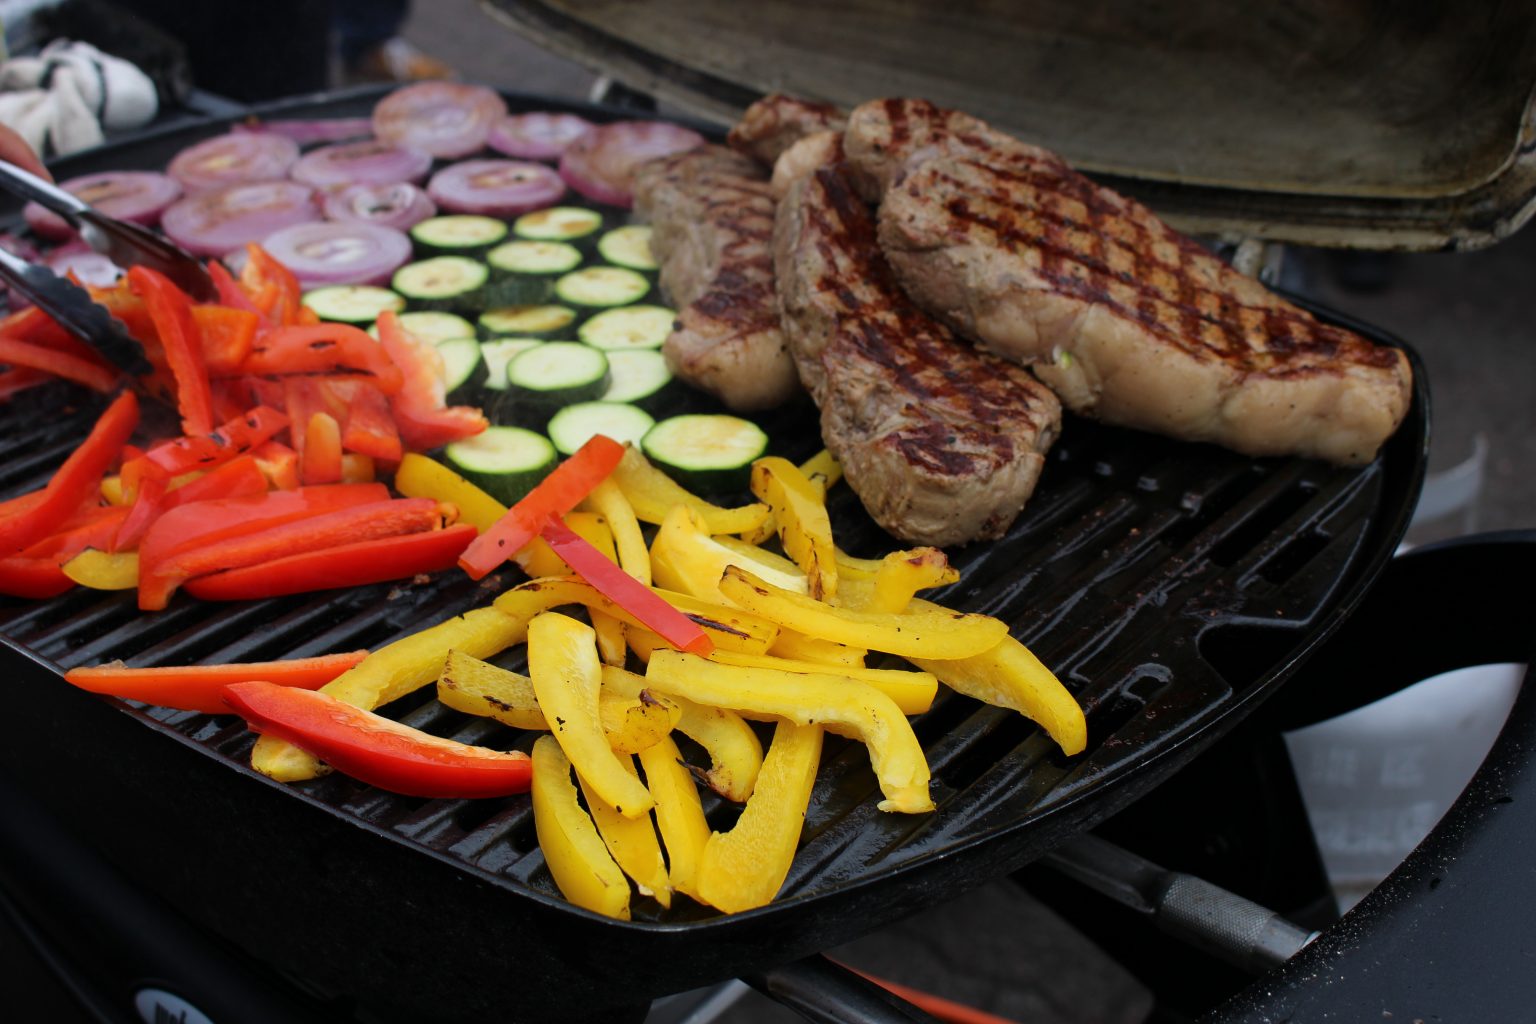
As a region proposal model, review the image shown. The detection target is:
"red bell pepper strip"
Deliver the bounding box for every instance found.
[373,312,486,451]
[0,490,47,521]
[301,412,343,485]
[139,496,449,610]
[136,484,390,597]
[129,266,214,436]
[0,556,75,598]
[221,680,533,798]
[191,305,259,375]
[243,324,404,394]
[20,505,131,562]
[341,382,403,462]
[0,390,138,555]
[114,453,272,552]
[239,244,303,326]
[0,336,121,392]
[185,522,476,602]
[208,259,264,317]
[541,514,712,655]
[111,469,169,553]
[63,650,370,715]
[457,434,624,580]
[134,405,289,479]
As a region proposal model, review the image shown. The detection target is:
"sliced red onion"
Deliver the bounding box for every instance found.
[558,120,705,208]
[47,249,124,288]
[22,171,182,241]
[372,82,507,159]
[426,159,565,216]
[160,180,321,258]
[234,118,374,145]
[169,132,301,192]
[290,138,433,188]
[258,221,413,288]
[487,112,594,161]
[322,182,437,231]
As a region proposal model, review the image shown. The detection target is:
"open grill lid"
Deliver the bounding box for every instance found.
[481,0,1536,251]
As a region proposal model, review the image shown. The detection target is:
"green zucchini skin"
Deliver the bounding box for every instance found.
[547,401,656,456]
[641,413,769,495]
[600,349,680,414]
[302,285,405,325]
[498,342,611,429]
[444,425,557,504]
[392,256,490,313]
[410,215,510,257]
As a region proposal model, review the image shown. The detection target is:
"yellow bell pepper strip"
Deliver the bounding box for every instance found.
[61,549,139,590]
[610,443,769,535]
[436,650,679,754]
[750,456,838,600]
[742,448,844,545]
[720,565,1006,661]
[458,434,625,580]
[580,477,650,586]
[652,505,806,603]
[798,448,843,493]
[527,612,654,817]
[252,606,524,782]
[706,649,937,716]
[393,452,508,532]
[541,515,712,656]
[223,681,531,799]
[867,549,959,614]
[907,626,1086,757]
[64,650,369,715]
[694,721,823,913]
[646,650,934,814]
[603,665,763,802]
[767,629,867,669]
[578,757,671,907]
[493,576,774,656]
[531,735,631,920]
[714,536,804,579]
[636,735,712,900]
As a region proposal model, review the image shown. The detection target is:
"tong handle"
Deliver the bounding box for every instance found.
[0,160,89,222]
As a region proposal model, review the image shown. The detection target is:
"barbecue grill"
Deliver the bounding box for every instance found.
[0,77,1458,1022]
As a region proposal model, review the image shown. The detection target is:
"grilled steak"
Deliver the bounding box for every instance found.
[847,98,1414,466]
[729,94,846,166]
[770,130,843,200]
[775,161,1061,546]
[634,145,800,412]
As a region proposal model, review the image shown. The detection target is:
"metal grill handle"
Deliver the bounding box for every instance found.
[1042,834,1317,974]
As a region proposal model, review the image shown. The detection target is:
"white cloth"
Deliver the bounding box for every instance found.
[0,39,157,157]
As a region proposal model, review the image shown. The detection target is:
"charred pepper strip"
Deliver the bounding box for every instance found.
[251,605,525,782]
[0,390,137,555]
[531,735,631,920]
[64,650,369,714]
[139,496,449,610]
[129,266,213,436]
[183,522,476,602]
[695,721,824,914]
[224,681,531,799]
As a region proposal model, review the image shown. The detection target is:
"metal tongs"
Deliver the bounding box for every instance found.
[0,161,217,375]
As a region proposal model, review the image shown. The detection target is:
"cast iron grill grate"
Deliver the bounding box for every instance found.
[0,89,1427,1017]
[0,376,1414,919]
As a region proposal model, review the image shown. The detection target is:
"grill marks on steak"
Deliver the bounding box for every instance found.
[775,163,1061,546]
[633,146,800,411]
[848,98,1414,466]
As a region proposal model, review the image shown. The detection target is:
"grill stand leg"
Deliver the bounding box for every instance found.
[744,955,944,1024]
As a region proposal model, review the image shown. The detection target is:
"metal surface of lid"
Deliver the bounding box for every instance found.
[481,0,1536,250]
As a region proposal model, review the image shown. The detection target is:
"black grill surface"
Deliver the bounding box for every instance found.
[0,89,1429,1022]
